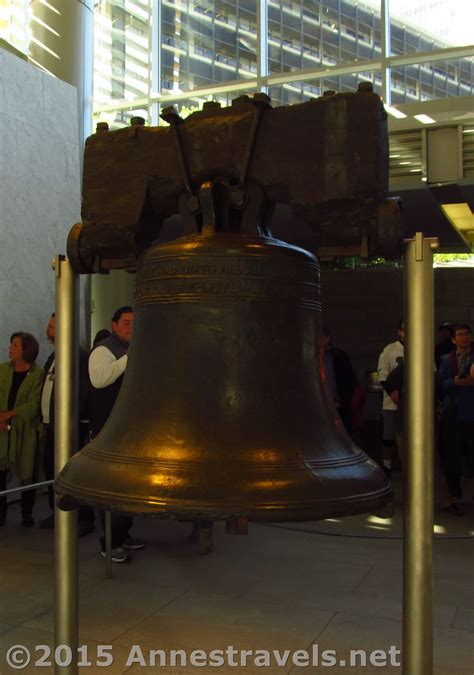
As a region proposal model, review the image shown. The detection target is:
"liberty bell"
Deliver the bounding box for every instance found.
[56,175,391,522]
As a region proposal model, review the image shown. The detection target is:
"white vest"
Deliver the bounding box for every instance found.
[377,340,404,411]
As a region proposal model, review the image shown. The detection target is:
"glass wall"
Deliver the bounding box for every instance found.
[269,69,380,106]
[391,57,474,104]
[1,1,473,122]
[94,0,153,107]
[267,1,383,74]
[0,0,28,54]
[90,0,474,124]
[162,0,258,91]
[390,0,474,51]
[165,89,257,118]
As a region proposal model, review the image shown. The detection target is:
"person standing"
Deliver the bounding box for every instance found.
[89,306,144,563]
[435,322,454,369]
[377,319,404,474]
[38,313,95,534]
[0,332,43,526]
[438,324,474,515]
[320,326,358,435]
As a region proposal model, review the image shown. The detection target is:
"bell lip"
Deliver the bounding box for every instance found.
[55,441,392,521]
[55,476,392,522]
[79,444,373,470]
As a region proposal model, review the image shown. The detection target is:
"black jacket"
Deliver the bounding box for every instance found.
[88,334,128,438]
[331,347,357,412]
[43,348,91,426]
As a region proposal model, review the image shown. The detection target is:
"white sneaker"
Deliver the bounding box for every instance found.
[100,547,130,563]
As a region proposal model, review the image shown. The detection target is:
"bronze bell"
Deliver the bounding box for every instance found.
[56,228,391,521]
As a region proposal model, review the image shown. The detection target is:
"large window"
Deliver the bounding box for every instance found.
[94,0,153,107]
[161,0,258,91]
[1,1,473,124]
[390,0,474,52]
[0,0,28,54]
[391,57,474,104]
[90,0,474,125]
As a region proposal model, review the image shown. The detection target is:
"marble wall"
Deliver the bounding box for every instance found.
[0,47,81,366]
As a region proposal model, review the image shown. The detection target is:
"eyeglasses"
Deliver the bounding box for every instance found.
[455,331,471,338]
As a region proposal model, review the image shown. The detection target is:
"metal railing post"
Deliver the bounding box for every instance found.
[54,255,79,675]
[403,233,437,675]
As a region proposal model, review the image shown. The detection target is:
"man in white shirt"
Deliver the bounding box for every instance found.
[89,306,144,563]
[377,319,404,474]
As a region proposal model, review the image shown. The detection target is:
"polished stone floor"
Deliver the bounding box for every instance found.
[0,476,473,674]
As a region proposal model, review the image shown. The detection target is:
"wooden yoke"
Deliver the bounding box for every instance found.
[68,88,401,273]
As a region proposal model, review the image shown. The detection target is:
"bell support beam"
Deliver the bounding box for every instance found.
[403,233,438,675]
[67,91,401,273]
[54,255,79,675]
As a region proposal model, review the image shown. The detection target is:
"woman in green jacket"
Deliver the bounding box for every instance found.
[0,332,43,526]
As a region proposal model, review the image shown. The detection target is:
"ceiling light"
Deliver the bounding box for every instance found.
[414,114,436,124]
[384,104,407,119]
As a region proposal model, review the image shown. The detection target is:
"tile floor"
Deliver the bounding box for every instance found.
[0,475,473,674]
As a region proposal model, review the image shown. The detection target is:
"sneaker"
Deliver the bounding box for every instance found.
[371,501,395,519]
[78,521,95,537]
[21,516,34,528]
[100,547,130,563]
[39,514,54,529]
[122,537,145,551]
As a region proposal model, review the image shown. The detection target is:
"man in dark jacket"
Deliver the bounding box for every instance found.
[89,306,144,563]
[438,323,474,515]
[435,322,454,369]
[39,313,95,534]
[321,326,358,434]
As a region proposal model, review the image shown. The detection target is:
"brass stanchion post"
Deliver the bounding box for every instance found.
[403,233,438,675]
[54,255,79,674]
